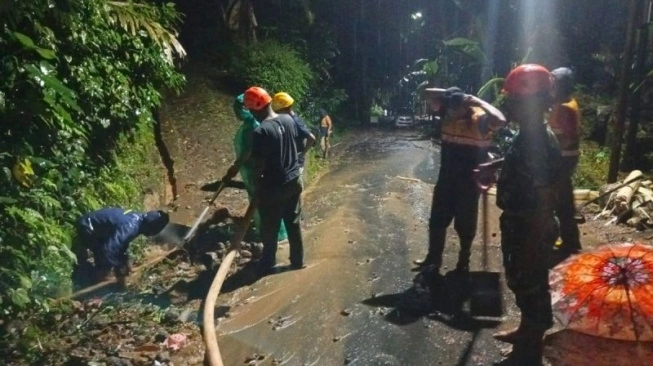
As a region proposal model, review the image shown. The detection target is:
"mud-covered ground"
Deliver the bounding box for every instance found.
[13,65,653,365]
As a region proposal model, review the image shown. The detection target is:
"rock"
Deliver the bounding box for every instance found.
[163,309,180,325]
[202,252,221,270]
[155,351,171,362]
[154,333,168,343]
[240,250,252,258]
[178,308,195,323]
[107,356,133,366]
[340,309,352,316]
[134,335,148,343]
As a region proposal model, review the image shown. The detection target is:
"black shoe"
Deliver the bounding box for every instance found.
[290,263,306,270]
[413,257,436,266]
[257,265,278,277]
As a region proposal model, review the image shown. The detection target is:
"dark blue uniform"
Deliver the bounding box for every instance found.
[74,208,166,274]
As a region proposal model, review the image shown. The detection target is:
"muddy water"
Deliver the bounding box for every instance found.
[216,130,514,365]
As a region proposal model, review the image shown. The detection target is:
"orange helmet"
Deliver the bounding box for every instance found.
[243,86,272,111]
[502,64,553,98]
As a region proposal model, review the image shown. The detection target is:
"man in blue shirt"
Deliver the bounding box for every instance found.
[73,207,169,285]
[236,86,312,275]
[271,92,316,187]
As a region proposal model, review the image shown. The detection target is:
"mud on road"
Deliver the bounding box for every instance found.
[215,129,514,365]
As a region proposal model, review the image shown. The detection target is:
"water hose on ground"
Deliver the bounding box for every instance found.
[203,201,257,366]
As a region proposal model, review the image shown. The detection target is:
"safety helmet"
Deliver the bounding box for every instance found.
[271,92,294,111]
[141,210,170,236]
[551,67,574,97]
[502,64,553,98]
[243,86,272,111]
[442,86,465,109]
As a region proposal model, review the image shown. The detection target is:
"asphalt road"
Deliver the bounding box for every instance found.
[212,129,523,366]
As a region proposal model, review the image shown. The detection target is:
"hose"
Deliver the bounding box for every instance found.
[203,201,257,366]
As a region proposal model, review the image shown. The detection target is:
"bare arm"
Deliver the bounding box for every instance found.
[465,95,506,124]
[305,133,317,151]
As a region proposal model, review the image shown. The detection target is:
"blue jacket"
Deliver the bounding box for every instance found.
[77,207,157,267]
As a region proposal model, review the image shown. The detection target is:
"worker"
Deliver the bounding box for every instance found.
[488,64,561,365]
[549,67,582,257]
[415,86,506,275]
[224,94,288,242]
[318,109,332,158]
[239,86,311,275]
[72,207,169,286]
[271,92,316,187]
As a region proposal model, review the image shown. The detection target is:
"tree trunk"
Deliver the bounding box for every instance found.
[623,18,650,170]
[608,0,642,183]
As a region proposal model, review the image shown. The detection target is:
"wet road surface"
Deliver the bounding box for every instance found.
[217,129,516,365]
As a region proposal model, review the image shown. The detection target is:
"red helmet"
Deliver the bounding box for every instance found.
[243,86,272,111]
[502,64,553,98]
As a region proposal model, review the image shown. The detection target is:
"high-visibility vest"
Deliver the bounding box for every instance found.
[441,106,503,148]
[548,98,581,157]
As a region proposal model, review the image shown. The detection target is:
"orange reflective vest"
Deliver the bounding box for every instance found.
[548,98,581,157]
[441,106,504,148]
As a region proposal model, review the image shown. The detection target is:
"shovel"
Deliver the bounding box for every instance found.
[182,180,227,244]
[469,168,503,318]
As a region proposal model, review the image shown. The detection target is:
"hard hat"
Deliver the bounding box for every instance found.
[243,86,272,111]
[442,86,465,108]
[551,67,574,96]
[271,92,294,111]
[502,64,553,98]
[142,210,170,236]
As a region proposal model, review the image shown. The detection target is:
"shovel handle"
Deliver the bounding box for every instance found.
[482,191,489,270]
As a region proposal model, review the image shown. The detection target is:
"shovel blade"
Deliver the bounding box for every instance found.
[469,271,503,318]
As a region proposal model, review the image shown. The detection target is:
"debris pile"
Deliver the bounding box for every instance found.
[594,170,653,230]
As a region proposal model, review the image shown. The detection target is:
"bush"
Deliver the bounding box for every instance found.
[228,39,313,104]
[573,141,610,189]
[0,0,184,317]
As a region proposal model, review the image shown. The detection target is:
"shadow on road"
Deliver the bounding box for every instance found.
[362,269,503,332]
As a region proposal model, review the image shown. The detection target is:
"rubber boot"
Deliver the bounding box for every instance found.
[507,335,545,365]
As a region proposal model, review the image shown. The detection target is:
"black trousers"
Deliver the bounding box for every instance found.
[500,213,557,330]
[555,156,581,250]
[428,154,480,267]
[258,178,304,269]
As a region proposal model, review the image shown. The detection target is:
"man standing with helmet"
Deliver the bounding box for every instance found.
[271,92,316,187]
[549,67,582,257]
[230,86,309,275]
[489,64,561,365]
[416,87,506,274]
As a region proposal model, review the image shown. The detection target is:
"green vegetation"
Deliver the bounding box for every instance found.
[574,142,611,190]
[0,0,184,318]
[228,40,313,105]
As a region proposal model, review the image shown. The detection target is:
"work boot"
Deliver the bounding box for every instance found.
[413,254,438,267]
[507,338,544,366]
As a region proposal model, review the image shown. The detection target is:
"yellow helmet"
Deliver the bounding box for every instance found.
[271,92,294,112]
